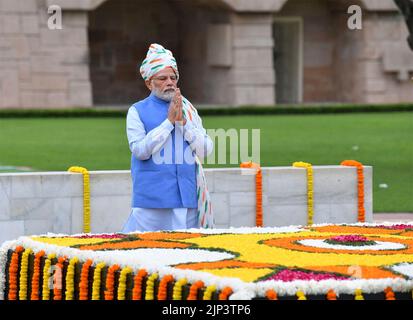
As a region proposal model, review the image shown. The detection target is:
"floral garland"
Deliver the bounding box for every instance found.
[18,248,32,300]
[79,259,93,300]
[92,262,106,300]
[157,274,174,300]
[145,273,159,300]
[132,269,148,300]
[65,257,79,300]
[384,287,395,300]
[340,160,365,222]
[30,250,45,300]
[68,166,91,233]
[53,256,66,300]
[1,223,413,300]
[266,289,278,300]
[292,161,314,225]
[240,161,263,227]
[203,285,216,300]
[42,253,56,300]
[218,286,233,300]
[188,280,204,300]
[296,290,307,300]
[355,289,364,300]
[7,246,24,300]
[172,278,187,300]
[324,235,376,246]
[326,289,337,300]
[104,264,120,300]
[117,267,133,300]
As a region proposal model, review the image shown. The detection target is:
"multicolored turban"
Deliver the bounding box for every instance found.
[139,43,179,81]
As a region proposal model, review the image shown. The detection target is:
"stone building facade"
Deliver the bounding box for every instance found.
[0,0,412,108]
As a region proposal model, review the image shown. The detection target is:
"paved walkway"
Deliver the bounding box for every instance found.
[373,213,413,223]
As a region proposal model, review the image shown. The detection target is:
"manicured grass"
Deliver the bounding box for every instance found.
[0,112,412,212]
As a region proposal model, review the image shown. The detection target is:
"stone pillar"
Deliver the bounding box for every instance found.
[229,13,275,106]
[359,11,413,103]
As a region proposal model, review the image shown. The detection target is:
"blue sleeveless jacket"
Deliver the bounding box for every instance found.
[131,93,197,208]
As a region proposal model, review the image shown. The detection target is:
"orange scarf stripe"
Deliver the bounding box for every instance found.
[340,160,365,222]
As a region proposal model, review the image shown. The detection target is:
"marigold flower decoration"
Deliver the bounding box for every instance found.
[293,161,314,225]
[68,166,91,233]
[240,161,263,227]
[340,160,365,222]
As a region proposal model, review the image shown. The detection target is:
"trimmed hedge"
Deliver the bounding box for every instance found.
[0,103,412,118]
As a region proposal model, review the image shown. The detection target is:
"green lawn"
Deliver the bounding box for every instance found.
[0,112,412,212]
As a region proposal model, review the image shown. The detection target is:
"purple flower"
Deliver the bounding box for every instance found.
[376,224,413,230]
[328,234,369,243]
[265,269,348,282]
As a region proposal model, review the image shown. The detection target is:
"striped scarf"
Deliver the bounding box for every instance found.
[182,97,214,229]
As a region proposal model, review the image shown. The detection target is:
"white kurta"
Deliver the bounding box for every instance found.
[122,106,213,232]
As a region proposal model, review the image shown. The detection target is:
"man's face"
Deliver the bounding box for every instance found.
[146,67,178,101]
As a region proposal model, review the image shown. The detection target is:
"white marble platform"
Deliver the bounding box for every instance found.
[0,166,372,244]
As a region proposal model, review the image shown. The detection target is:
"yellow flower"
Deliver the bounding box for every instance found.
[145,273,158,300]
[92,262,106,300]
[203,285,216,300]
[42,253,56,300]
[355,289,364,300]
[117,267,133,300]
[296,290,307,300]
[172,278,187,300]
[292,161,314,225]
[65,257,79,300]
[68,166,91,233]
[19,248,32,300]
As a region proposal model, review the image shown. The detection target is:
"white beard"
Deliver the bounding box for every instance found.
[152,87,175,102]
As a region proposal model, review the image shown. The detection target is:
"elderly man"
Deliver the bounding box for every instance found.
[122,43,214,232]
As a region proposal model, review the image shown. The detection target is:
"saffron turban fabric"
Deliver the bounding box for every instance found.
[139,43,179,81]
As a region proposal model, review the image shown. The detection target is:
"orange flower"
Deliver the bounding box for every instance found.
[326,289,337,300]
[53,256,66,300]
[139,232,203,240]
[30,250,45,300]
[219,286,233,300]
[187,280,204,300]
[384,287,396,300]
[78,239,191,251]
[79,259,93,300]
[132,269,148,300]
[157,275,174,300]
[341,160,365,222]
[240,162,262,227]
[104,264,120,300]
[7,246,24,300]
[266,289,278,300]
